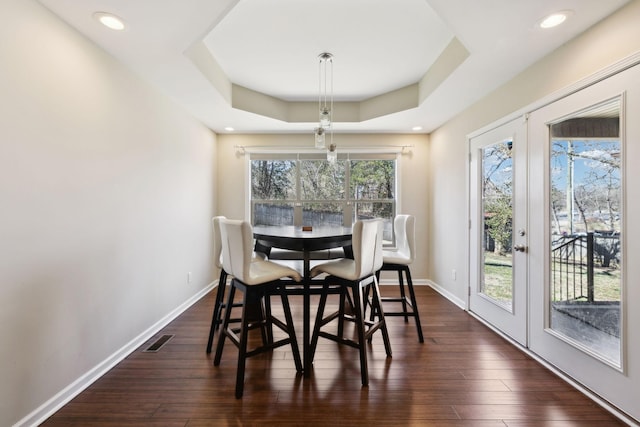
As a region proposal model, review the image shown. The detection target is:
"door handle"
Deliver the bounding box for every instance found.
[514,245,527,252]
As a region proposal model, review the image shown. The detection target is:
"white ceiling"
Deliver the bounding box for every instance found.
[37,0,630,134]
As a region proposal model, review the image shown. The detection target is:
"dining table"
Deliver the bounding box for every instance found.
[253,225,353,377]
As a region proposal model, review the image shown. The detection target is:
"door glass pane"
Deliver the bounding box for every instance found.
[481,140,514,310]
[549,99,621,367]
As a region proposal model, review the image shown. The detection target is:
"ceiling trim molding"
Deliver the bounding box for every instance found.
[419,37,470,102]
[184,41,232,103]
[186,36,469,124]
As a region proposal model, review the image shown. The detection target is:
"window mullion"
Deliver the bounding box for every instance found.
[294,158,302,226]
[344,159,353,226]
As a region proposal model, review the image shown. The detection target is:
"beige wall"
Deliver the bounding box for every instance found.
[0,0,217,425]
[216,133,430,279]
[428,0,640,306]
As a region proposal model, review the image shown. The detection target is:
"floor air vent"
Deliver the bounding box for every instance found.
[143,334,174,352]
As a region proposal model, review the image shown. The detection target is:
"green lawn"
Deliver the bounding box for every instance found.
[482,252,621,303]
[482,252,513,303]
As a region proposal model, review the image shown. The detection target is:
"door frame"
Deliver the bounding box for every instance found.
[468,116,528,346]
[466,53,640,424]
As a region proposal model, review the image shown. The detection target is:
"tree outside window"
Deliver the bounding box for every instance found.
[250,154,396,241]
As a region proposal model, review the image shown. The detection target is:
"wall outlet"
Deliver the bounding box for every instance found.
[452,269,457,281]
[187,272,192,283]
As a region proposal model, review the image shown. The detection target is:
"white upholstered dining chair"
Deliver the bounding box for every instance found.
[374,214,423,342]
[206,216,266,353]
[213,219,302,398]
[308,219,392,386]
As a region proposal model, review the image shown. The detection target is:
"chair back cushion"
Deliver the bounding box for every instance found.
[374,220,384,271]
[219,219,254,282]
[352,219,383,279]
[212,216,226,269]
[394,214,416,262]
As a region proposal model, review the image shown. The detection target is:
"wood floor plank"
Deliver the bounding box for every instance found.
[454,403,624,421]
[41,286,628,426]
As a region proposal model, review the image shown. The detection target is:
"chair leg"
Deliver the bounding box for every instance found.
[278,285,302,372]
[207,270,227,353]
[404,267,424,343]
[234,287,251,399]
[374,265,424,343]
[351,283,369,386]
[370,275,393,357]
[310,282,330,362]
[337,287,346,337]
[262,291,273,345]
[215,279,303,398]
[312,275,392,386]
[213,281,236,366]
[397,269,409,323]
[366,271,381,322]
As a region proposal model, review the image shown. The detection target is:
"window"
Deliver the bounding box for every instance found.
[250,152,397,241]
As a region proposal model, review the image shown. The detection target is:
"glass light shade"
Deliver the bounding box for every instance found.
[320,108,331,127]
[327,144,337,163]
[314,127,325,149]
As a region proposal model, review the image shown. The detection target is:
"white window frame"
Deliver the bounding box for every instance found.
[242,146,403,242]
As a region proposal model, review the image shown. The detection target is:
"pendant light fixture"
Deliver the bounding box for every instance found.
[314,52,336,161]
[327,142,337,163]
[314,126,325,149]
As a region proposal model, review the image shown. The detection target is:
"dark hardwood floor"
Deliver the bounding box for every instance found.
[42,285,627,426]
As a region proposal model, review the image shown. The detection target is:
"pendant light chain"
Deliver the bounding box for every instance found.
[314,52,336,162]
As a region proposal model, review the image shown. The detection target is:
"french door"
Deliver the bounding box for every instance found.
[469,117,528,345]
[528,63,639,421]
[470,62,640,422]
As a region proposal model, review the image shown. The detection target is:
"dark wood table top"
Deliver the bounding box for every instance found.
[253,225,352,252]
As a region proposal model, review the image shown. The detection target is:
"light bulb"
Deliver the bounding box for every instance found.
[314,127,325,149]
[320,108,331,127]
[327,144,337,163]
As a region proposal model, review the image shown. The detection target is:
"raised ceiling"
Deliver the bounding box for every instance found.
[37,0,630,134]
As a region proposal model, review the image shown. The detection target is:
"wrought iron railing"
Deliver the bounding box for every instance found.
[551,231,620,302]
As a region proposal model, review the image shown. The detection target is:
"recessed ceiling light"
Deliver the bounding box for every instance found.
[224,127,235,132]
[539,10,572,29]
[412,126,423,131]
[93,12,126,31]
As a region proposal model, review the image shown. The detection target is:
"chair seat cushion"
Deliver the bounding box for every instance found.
[244,259,302,285]
[382,249,411,265]
[310,258,359,281]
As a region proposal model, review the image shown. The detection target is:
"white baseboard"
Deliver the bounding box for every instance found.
[14,282,216,427]
[377,278,467,309]
[425,279,467,309]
